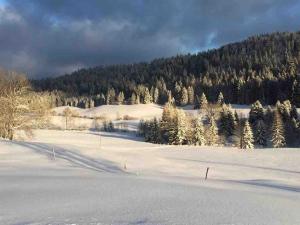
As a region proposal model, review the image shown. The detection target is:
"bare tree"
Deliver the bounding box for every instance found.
[0,70,50,140]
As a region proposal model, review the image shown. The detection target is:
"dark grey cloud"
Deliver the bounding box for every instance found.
[0,0,299,78]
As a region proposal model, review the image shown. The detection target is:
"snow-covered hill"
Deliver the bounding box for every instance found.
[1,129,300,225]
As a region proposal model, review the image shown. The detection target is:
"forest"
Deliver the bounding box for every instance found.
[32,31,300,108]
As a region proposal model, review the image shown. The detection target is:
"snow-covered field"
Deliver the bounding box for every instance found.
[1,129,300,225]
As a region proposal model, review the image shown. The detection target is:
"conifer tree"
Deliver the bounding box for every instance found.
[143,88,152,104]
[240,121,254,149]
[217,92,224,105]
[153,87,159,104]
[292,79,300,107]
[135,94,140,104]
[169,109,186,145]
[219,105,236,137]
[117,91,125,105]
[180,87,189,106]
[193,117,206,146]
[187,86,194,105]
[254,119,267,146]
[160,103,175,143]
[206,116,218,146]
[249,100,264,124]
[199,93,208,110]
[130,92,136,105]
[272,110,286,148]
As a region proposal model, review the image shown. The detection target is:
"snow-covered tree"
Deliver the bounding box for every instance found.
[153,87,159,104]
[160,103,175,142]
[193,117,206,146]
[219,104,236,137]
[206,116,218,146]
[271,110,286,148]
[187,86,194,105]
[168,109,187,145]
[249,100,264,124]
[240,121,254,149]
[117,91,125,105]
[199,93,208,110]
[143,88,152,104]
[217,92,224,105]
[130,92,136,105]
[180,87,189,106]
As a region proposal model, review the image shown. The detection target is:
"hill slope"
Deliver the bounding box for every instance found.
[33,31,300,106]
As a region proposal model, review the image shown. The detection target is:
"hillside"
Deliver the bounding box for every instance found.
[33,31,300,107]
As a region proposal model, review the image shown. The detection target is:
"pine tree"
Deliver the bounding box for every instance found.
[180,87,189,106]
[143,88,152,104]
[117,91,125,105]
[292,78,300,107]
[199,93,208,110]
[249,100,264,124]
[169,109,187,145]
[240,121,254,149]
[130,92,136,105]
[187,86,194,105]
[160,103,175,143]
[153,87,159,103]
[206,116,218,146]
[219,104,236,137]
[272,110,286,148]
[193,117,206,146]
[135,94,140,104]
[254,120,267,146]
[217,92,224,105]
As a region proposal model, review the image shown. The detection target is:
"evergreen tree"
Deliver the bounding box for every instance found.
[153,87,159,104]
[135,94,140,104]
[106,88,116,105]
[271,110,286,148]
[240,121,254,149]
[217,92,224,105]
[219,104,236,137]
[199,93,208,110]
[130,92,136,105]
[254,120,267,146]
[187,86,194,105]
[117,91,125,105]
[143,88,152,104]
[169,109,187,145]
[292,78,300,107]
[206,116,218,146]
[249,100,264,124]
[180,87,189,106]
[160,103,175,143]
[193,117,206,146]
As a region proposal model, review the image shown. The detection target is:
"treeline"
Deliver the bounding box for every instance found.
[33,31,300,107]
[139,96,300,148]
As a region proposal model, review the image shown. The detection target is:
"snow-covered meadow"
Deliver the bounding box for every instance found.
[1,127,300,225]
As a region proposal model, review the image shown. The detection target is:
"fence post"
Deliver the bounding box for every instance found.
[52,147,56,160]
[205,167,209,180]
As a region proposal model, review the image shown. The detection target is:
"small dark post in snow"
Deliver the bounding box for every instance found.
[52,147,56,160]
[205,167,209,180]
[124,162,127,170]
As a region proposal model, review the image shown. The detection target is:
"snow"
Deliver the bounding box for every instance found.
[1,129,300,225]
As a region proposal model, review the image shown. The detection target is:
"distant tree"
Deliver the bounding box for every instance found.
[219,104,236,137]
[143,88,152,104]
[117,91,125,105]
[106,88,116,105]
[153,87,159,104]
[193,117,206,146]
[180,87,189,106]
[199,93,208,110]
[206,115,218,146]
[169,109,187,145]
[187,86,194,105]
[240,121,254,149]
[254,120,267,147]
[271,110,286,148]
[217,92,224,105]
[249,100,264,124]
[130,92,136,105]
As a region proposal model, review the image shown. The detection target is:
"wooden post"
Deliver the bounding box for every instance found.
[99,132,101,150]
[205,167,209,180]
[52,147,56,160]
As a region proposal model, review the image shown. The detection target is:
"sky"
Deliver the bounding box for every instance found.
[0,0,299,78]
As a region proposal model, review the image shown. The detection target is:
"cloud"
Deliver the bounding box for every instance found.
[0,0,299,78]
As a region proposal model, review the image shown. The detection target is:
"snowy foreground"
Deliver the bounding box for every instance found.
[1,130,300,225]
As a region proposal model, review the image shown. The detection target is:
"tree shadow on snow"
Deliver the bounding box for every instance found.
[228,179,300,193]
[13,141,126,174]
[168,157,300,175]
[89,131,145,143]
